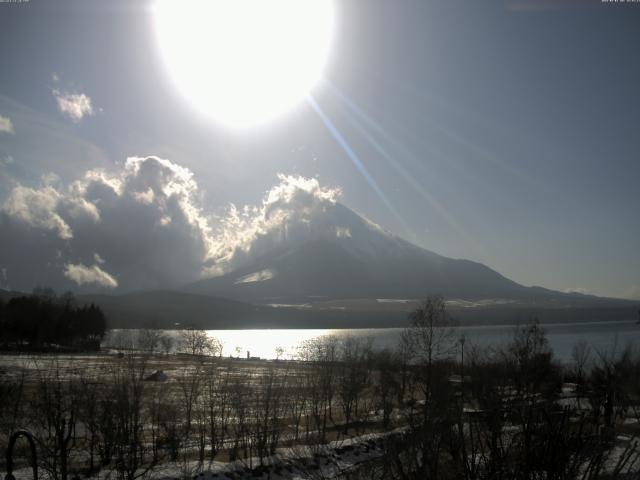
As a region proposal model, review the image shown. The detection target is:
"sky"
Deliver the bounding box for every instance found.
[0,0,639,299]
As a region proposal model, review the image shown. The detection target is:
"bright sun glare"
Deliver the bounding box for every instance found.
[154,0,335,128]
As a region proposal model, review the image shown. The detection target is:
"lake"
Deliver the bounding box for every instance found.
[107,320,640,363]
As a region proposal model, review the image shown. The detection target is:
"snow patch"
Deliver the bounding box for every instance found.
[235,269,276,284]
[335,226,352,238]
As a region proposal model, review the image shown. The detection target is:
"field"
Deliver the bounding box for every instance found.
[3,318,640,480]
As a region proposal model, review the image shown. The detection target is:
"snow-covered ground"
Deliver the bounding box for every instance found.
[8,432,393,480]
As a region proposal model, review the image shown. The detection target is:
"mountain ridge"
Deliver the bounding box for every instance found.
[185,201,582,304]
[2,200,637,329]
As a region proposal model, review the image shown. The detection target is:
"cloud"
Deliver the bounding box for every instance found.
[206,174,401,279]
[0,114,14,134]
[0,162,355,293]
[0,155,216,292]
[64,263,118,288]
[52,89,95,123]
[0,95,112,187]
[0,155,15,167]
[3,185,74,239]
[208,174,342,274]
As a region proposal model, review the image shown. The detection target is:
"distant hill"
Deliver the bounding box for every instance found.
[3,201,636,329]
[85,195,639,327]
[2,288,636,329]
[76,290,638,329]
[75,290,388,329]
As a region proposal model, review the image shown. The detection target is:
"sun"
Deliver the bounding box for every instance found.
[154,0,335,128]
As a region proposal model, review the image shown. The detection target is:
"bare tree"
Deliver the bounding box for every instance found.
[570,340,592,409]
[147,383,164,464]
[299,335,339,443]
[159,333,175,355]
[588,344,635,431]
[337,336,372,433]
[176,357,205,437]
[228,372,252,463]
[137,329,163,353]
[111,354,155,480]
[252,364,288,464]
[505,318,557,398]
[179,329,222,357]
[572,341,592,379]
[78,373,104,475]
[372,349,400,429]
[0,364,27,452]
[397,295,459,479]
[30,359,80,480]
[204,362,233,463]
[95,381,118,467]
[287,370,309,441]
[402,295,457,399]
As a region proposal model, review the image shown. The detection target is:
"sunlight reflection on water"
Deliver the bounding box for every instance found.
[203,320,640,362]
[204,328,340,359]
[105,320,640,363]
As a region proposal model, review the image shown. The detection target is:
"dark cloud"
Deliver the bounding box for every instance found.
[0,156,214,292]
[0,160,364,294]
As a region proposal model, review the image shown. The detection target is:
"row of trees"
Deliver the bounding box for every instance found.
[2,297,640,479]
[0,289,107,350]
[369,297,640,479]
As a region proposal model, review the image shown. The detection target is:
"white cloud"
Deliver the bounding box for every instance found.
[208,174,341,274]
[64,263,118,288]
[0,161,354,292]
[1,155,217,291]
[64,195,100,222]
[2,185,73,239]
[0,94,112,181]
[0,114,15,134]
[133,188,155,205]
[1,175,101,240]
[204,174,403,278]
[53,89,95,123]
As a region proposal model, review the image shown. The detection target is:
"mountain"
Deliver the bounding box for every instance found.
[186,202,582,305]
[4,199,635,329]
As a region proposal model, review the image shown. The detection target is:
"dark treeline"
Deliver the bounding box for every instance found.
[0,288,106,351]
[1,296,640,479]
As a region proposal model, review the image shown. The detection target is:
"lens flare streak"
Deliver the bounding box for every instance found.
[327,83,487,256]
[306,94,408,230]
